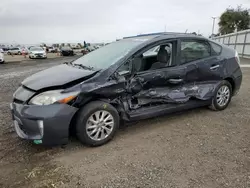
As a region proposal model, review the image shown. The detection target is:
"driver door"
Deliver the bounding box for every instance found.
[126,39,198,108]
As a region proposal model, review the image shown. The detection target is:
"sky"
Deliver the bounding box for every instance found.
[0,0,250,44]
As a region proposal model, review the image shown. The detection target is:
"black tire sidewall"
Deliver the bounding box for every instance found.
[76,101,120,146]
[212,80,232,110]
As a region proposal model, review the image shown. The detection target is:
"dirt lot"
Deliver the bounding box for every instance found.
[3,52,82,63]
[3,53,61,63]
[0,59,249,188]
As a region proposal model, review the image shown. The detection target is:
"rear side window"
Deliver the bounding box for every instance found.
[181,40,211,64]
[210,42,222,55]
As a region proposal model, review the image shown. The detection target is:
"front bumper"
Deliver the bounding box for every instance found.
[10,103,77,146]
[30,54,47,58]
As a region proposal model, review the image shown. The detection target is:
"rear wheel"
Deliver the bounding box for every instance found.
[209,80,232,111]
[76,101,119,146]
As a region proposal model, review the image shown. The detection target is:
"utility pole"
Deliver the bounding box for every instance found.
[212,17,216,35]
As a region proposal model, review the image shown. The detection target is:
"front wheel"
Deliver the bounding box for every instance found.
[76,101,120,147]
[209,80,232,111]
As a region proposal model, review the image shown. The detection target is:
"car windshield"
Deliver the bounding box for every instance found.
[30,47,43,51]
[73,38,149,70]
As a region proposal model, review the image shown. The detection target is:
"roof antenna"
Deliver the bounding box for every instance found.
[185,29,188,33]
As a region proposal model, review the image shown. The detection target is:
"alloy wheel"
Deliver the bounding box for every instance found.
[216,85,230,107]
[86,110,114,141]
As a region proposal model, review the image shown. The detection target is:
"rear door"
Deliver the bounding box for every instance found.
[180,39,225,81]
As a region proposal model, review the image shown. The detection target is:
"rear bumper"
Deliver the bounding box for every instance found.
[10,103,78,146]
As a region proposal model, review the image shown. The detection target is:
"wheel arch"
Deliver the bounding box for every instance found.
[68,95,122,136]
[224,77,235,95]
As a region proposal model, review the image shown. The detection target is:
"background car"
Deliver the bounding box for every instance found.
[81,48,89,55]
[28,46,47,59]
[60,46,74,56]
[21,47,29,55]
[47,46,57,53]
[0,50,4,64]
[7,47,22,55]
[1,47,10,54]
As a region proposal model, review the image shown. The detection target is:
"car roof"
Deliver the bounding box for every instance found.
[122,32,206,43]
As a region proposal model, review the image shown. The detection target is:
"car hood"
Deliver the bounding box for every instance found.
[22,64,97,91]
[29,50,45,54]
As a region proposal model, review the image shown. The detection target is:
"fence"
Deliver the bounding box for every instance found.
[213,29,250,58]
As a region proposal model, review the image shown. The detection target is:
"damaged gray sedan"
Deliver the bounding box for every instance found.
[10,33,242,147]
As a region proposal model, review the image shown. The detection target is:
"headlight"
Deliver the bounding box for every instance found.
[29,90,79,105]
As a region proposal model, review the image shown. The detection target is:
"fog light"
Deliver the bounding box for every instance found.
[37,120,44,136]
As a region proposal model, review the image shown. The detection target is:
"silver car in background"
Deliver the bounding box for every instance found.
[0,49,5,63]
[29,47,47,59]
[7,47,22,55]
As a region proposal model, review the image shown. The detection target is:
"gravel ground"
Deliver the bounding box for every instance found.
[0,58,249,188]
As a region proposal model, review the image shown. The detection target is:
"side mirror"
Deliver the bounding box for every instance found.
[131,56,143,72]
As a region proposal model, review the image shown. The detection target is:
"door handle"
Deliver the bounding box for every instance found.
[210,65,220,70]
[168,78,183,84]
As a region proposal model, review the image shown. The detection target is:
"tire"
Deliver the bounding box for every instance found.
[29,56,32,59]
[18,51,21,55]
[76,101,120,147]
[7,52,11,55]
[209,80,232,111]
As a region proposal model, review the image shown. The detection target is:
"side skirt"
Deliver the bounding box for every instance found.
[128,100,211,121]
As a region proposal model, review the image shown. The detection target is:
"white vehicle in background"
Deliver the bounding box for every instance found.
[47,46,56,53]
[0,49,5,64]
[29,46,47,59]
[7,47,22,55]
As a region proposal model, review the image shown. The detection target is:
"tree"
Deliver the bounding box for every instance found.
[219,6,250,35]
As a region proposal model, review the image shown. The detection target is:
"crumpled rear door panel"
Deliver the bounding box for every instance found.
[127,62,219,109]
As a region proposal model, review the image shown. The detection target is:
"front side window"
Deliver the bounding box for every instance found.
[141,42,174,71]
[181,40,211,64]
